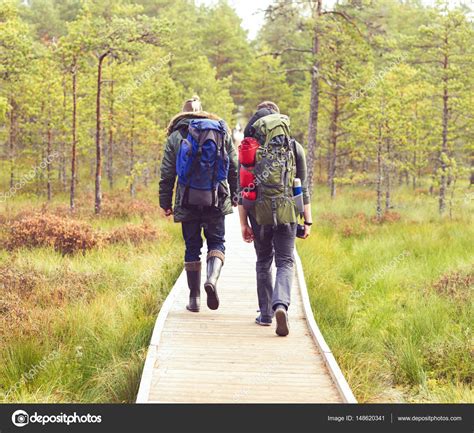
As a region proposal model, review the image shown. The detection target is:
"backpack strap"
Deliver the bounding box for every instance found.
[208,132,223,207]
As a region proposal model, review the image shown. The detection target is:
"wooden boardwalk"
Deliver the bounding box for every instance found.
[137,212,356,403]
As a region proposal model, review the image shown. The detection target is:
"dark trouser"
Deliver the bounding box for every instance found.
[181,215,226,262]
[249,214,297,320]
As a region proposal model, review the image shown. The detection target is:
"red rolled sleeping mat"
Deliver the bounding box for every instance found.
[239,166,255,188]
[238,137,259,207]
[238,137,259,167]
[242,190,257,201]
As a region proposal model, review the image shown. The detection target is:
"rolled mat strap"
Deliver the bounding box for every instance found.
[184,261,202,271]
[207,250,225,264]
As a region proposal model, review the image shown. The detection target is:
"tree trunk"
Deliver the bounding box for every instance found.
[129,111,136,198]
[384,139,391,211]
[60,74,67,191]
[70,65,78,211]
[384,123,391,211]
[412,151,417,189]
[376,125,383,221]
[326,143,331,185]
[306,0,322,195]
[144,166,149,188]
[8,98,17,190]
[439,50,449,215]
[47,115,52,201]
[107,79,114,189]
[329,67,340,199]
[95,54,107,214]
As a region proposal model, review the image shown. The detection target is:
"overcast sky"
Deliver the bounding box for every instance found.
[196,0,472,39]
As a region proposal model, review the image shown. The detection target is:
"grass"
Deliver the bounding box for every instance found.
[298,183,473,403]
[1,181,472,403]
[0,190,183,403]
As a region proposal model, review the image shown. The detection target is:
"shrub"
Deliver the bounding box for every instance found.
[0,291,28,335]
[0,264,44,297]
[424,337,473,385]
[7,214,100,255]
[370,211,402,224]
[106,223,160,245]
[341,213,371,237]
[431,268,473,302]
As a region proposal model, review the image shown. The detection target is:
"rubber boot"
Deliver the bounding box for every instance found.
[185,261,201,312]
[204,250,224,310]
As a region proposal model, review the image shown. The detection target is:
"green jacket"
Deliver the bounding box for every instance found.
[159,112,239,223]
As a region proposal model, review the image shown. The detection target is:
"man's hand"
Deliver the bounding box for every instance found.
[241,224,255,243]
[302,223,312,239]
[163,208,173,217]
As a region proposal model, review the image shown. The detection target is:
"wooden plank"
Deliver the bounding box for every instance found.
[136,212,353,403]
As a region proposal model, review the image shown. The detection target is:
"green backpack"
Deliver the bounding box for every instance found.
[252,113,297,226]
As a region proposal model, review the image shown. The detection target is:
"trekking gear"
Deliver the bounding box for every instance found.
[204,250,224,310]
[296,224,305,239]
[242,190,257,201]
[239,166,255,188]
[275,305,289,337]
[185,261,201,312]
[251,114,297,226]
[239,137,259,210]
[244,107,276,138]
[176,119,229,208]
[239,137,259,166]
[293,178,304,216]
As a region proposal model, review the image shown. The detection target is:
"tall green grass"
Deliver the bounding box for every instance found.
[0,202,183,403]
[298,184,473,402]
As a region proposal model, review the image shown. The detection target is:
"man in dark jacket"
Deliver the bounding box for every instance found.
[159,96,239,312]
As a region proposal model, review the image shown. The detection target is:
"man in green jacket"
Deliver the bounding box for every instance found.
[159,96,239,312]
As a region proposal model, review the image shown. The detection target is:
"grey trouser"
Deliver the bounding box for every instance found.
[249,214,297,320]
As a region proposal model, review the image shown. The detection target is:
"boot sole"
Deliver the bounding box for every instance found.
[204,283,219,310]
[275,309,289,337]
[186,306,200,313]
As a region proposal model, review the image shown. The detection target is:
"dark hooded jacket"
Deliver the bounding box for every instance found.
[243,107,276,138]
[159,112,239,223]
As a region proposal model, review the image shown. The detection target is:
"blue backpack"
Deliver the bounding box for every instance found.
[176,119,229,208]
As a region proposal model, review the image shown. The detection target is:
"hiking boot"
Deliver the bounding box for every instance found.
[204,251,224,310]
[255,314,272,326]
[185,261,201,312]
[274,305,289,337]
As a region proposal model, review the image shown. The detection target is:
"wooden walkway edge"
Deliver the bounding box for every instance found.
[136,212,356,404]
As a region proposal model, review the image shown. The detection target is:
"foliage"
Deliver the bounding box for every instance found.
[299,185,473,403]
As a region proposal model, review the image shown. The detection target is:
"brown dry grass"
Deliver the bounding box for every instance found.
[0,261,101,340]
[319,211,402,237]
[3,212,164,255]
[106,222,160,245]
